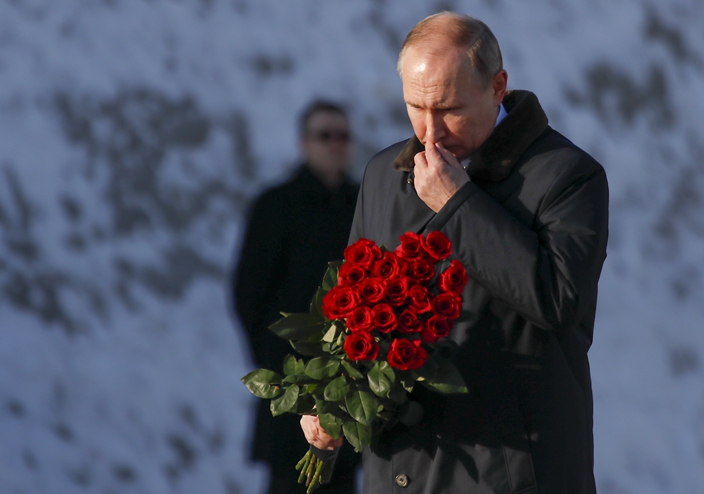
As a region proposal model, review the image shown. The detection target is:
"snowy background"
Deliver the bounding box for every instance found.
[1,0,703,493]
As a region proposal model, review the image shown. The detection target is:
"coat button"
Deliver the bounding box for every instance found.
[395,473,409,487]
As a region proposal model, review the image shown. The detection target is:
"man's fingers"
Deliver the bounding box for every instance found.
[413,150,428,168]
[423,142,445,167]
[435,142,462,169]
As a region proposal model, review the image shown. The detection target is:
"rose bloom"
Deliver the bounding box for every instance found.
[408,285,432,313]
[372,304,397,333]
[357,278,386,305]
[420,315,453,344]
[371,251,405,280]
[395,232,425,261]
[438,260,469,295]
[322,285,360,320]
[397,309,422,334]
[344,238,382,270]
[343,331,379,361]
[346,306,375,332]
[338,262,366,286]
[422,231,452,262]
[431,293,462,320]
[387,339,428,371]
[405,258,435,283]
[385,277,411,306]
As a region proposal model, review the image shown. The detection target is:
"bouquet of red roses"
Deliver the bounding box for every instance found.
[241,231,469,492]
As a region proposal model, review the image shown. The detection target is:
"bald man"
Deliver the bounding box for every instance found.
[302,12,608,494]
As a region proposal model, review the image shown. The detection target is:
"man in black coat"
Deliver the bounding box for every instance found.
[302,13,608,493]
[234,100,360,494]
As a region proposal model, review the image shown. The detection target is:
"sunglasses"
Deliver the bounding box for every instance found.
[307,130,351,143]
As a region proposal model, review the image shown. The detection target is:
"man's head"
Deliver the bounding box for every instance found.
[299,100,351,187]
[398,12,507,160]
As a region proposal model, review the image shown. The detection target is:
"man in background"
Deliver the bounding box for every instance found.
[233,100,360,494]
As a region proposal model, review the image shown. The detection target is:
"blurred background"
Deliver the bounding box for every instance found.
[0,0,703,492]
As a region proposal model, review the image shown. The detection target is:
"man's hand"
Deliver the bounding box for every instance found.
[301,415,343,450]
[413,141,470,212]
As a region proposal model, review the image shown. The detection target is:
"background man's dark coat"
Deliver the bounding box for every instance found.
[349,91,609,494]
[233,165,360,493]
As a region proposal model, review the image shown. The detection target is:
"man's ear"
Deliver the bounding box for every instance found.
[492,70,508,105]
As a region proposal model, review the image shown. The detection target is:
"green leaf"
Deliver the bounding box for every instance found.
[421,356,468,394]
[318,413,342,440]
[323,375,350,402]
[241,369,283,399]
[305,357,341,380]
[412,354,438,382]
[283,355,298,375]
[269,313,324,341]
[387,383,407,404]
[270,384,300,416]
[341,360,364,380]
[367,361,395,397]
[343,420,372,452]
[399,378,416,393]
[321,323,339,343]
[282,374,317,385]
[289,340,327,357]
[345,388,378,426]
[316,399,347,419]
[322,262,342,292]
[310,288,326,320]
[293,394,316,414]
[294,358,306,375]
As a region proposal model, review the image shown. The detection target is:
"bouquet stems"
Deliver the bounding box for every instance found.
[295,449,324,493]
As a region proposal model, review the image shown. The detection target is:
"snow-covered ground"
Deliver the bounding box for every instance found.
[1,1,703,492]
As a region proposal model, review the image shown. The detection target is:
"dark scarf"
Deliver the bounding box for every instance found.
[392,90,549,183]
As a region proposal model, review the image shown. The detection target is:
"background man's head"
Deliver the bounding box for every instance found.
[398,12,508,159]
[298,100,351,188]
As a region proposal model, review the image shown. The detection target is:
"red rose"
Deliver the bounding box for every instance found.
[357,278,386,305]
[395,232,425,261]
[387,339,427,371]
[338,262,367,286]
[371,251,405,280]
[438,260,468,295]
[385,277,411,306]
[431,293,462,320]
[397,309,422,334]
[408,285,432,313]
[343,331,379,361]
[420,315,453,343]
[346,306,374,332]
[405,258,435,284]
[422,231,452,262]
[322,286,360,320]
[344,239,382,270]
[372,304,397,333]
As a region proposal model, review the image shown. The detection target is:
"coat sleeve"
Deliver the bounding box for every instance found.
[232,190,290,362]
[348,168,367,245]
[433,154,609,333]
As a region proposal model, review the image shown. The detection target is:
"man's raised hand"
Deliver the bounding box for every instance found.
[413,141,470,213]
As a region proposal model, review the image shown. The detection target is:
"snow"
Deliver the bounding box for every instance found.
[1,0,703,492]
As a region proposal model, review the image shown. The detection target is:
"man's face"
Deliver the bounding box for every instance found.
[401,42,506,160]
[301,111,351,175]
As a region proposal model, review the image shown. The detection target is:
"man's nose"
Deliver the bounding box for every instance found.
[425,113,445,143]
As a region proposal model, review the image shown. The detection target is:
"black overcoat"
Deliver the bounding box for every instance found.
[349,91,609,494]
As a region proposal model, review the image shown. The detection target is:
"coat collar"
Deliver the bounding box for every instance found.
[392,90,549,183]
